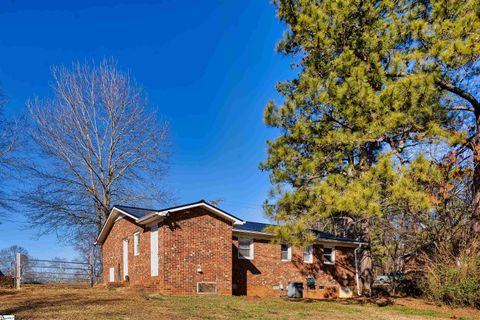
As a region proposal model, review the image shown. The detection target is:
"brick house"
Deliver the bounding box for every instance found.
[95,200,364,298]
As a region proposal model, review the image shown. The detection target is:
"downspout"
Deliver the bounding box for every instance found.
[354,243,363,296]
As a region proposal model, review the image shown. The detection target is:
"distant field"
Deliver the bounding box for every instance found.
[1,286,479,320]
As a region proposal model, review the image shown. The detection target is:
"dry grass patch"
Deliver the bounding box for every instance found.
[0,287,479,320]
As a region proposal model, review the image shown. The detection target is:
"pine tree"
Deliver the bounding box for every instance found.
[262,0,480,293]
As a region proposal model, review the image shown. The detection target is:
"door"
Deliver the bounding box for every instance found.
[123,238,129,280]
[150,224,158,276]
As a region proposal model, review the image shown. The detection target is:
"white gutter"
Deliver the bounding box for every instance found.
[232,229,365,247]
[354,243,363,296]
[137,211,168,225]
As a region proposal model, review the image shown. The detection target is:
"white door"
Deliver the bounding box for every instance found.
[151,224,158,276]
[123,238,129,280]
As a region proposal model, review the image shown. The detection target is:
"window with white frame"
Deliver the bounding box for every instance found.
[238,239,253,259]
[281,243,291,261]
[134,232,140,256]
[197,282,217,294]
[109,267,115,282]
[323,246,335,265]
[304,245,313,263]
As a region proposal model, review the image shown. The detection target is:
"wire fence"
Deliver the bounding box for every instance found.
[16,253,95,288]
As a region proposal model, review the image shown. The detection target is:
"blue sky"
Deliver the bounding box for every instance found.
[0,1,293,259]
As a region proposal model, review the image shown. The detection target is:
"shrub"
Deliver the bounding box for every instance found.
[0,275,13,288]
[422,253,480,308]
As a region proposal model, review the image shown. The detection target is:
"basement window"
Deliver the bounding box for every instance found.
[281,244,292,261]
[134,232,140,256]
[304,246,313,264]
[238,239,254,259]
[197,282,217,294]
[323,246,335,265]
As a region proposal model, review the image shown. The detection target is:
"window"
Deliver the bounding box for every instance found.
[151,224,158,276]
[238,239,253,259]
[281,244,291,261]
[109,267,115,282]
[304,246,313,263]
[323,246,335,265]
[134,232,140,256]
[197,282,217,294]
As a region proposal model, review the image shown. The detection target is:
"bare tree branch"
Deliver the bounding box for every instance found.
[0,87,20,211]
[434,78,480,111]
[446,106,475,112]
[22,59,170,243]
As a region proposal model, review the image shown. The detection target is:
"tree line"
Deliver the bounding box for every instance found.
[261,0,480,306]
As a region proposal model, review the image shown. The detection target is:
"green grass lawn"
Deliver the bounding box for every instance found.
[0,287,478,320]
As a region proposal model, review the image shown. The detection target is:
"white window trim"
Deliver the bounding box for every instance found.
[323,246,336,265]
[150,224,159,276]
[304,245,313,264]
[109,267,115,282]
[281,243,292,261]
[196,281,217,294]
[122,238,129,279]
[133,232,140,256]
[238,238,254,260]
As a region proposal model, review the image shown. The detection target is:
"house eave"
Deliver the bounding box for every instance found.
[232,229,366,247]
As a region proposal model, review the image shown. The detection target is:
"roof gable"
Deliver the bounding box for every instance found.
[95,200,244,245]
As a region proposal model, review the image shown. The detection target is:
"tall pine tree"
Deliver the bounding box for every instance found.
[262,0,480,293]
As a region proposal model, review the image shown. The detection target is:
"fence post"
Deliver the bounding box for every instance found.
[15,252,21,289]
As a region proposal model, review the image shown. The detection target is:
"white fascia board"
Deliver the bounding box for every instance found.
[232,229,365,247]
[197,203,244,225]
[233,229,272,237]
[95,207,140,245]
[137,211,168,225]
[144,202,245,225]
[95,209,119,245]
[232,229,273,240]
[317,239,366,248]
[114,207,141,221]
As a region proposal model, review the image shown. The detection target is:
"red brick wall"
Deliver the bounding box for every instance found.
[232,237,356,297]
[101,217,158,288]
[159,208,232,295]
[101,207,233,296]
[101,208,357,298]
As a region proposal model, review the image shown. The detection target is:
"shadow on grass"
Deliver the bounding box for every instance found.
[0,294,124,316]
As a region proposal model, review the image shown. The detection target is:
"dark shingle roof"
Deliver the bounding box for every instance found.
[114,205,157,219]
[113,200,243,222]
[234,221,270,233]
[233,221,360,243]
[113,203,360,244]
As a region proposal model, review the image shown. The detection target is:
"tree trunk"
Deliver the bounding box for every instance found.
[472,163,480,235]
[359,218,373,295]
[471,113,480,238]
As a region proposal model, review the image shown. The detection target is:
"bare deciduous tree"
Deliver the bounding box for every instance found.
[23,59,169,245]
[0,245,29,277]
[0,88,18,211]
